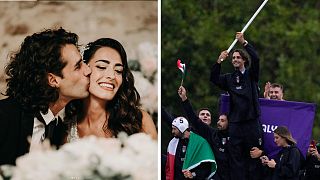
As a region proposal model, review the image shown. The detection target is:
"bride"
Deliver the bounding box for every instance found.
[65,38,157,141]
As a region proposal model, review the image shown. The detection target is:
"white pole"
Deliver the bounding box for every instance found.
[221,0,269,61]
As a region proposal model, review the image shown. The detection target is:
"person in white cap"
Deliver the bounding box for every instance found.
[178,85,231,180]
[165,117,217,180]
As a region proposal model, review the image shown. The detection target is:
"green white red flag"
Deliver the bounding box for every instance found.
[177,59,186,74]
[177,59,186,86]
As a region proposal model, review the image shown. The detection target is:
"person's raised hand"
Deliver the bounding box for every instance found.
[236,32,245,44]
[264,82,271,99]
[217,50,228,63]
[178,86,187,101]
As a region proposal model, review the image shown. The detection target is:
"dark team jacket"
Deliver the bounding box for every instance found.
[272,145,302,180]
[210,43,260,123]
[181,99,230,180]
[303,152,320,180]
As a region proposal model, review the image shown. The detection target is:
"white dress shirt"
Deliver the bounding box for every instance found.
[29,108,65,151]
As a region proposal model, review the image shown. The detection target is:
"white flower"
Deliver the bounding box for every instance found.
[133,71,158,114]
[137,42,157,79]
[5,133,157,180]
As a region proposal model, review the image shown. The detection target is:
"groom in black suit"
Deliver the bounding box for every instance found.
[0,28,91,165]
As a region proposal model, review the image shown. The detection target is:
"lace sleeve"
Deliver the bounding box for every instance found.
[66,118,79,143]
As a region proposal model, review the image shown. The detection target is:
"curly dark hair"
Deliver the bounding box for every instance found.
[5,28,78,114]
[66,38,142,136]
[232,49,250,67]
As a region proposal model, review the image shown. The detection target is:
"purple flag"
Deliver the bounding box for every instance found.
[219,94,316,158]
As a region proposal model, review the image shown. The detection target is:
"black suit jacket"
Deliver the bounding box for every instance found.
[0,97,34,165]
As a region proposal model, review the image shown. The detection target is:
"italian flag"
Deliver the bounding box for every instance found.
[165,138,179,180]
[177,59,186,74]
[165,132,217,180]
[177,59,186,86]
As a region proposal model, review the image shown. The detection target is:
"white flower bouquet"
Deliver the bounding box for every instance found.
[1,133,157,180]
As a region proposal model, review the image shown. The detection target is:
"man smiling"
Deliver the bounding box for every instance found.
[264,82,285,100]
[210,32,263,180]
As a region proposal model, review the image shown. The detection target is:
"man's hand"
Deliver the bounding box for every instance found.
[182,169,194,179]
[250,147,263,158]
[308,146,320,160]
[264,82,271,99]
[178,86,187,101]
[217,50,228,64]
[236,32,245,44]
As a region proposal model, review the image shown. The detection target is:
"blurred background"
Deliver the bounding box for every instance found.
[0,1,158,126]
[161,0,320,153]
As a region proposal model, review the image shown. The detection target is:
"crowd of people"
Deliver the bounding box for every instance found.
[162,32,319,179]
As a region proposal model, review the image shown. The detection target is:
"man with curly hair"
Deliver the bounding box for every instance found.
[0,28,91,165]
[210,32,263,180]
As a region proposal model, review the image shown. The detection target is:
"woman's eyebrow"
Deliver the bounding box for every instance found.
[95,59,110,64]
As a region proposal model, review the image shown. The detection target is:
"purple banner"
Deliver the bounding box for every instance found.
[219,94,316,158]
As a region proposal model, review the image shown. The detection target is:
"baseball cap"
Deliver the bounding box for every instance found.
[172,117,189,133]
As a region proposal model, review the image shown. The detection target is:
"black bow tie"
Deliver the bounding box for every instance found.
[45,118,57,139]
[49,117,67,148]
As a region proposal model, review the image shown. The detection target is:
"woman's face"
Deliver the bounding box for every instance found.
[274,133,287,147]
[88,47,123,101]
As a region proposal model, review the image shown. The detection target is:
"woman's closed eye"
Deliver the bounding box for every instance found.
[96,65,123,75]
[115,70,122,74]
[96,65,106,70]
[115,67,123,74]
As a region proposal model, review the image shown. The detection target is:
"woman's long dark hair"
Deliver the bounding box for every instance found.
[5,28,78,114]
[66,38,142,136]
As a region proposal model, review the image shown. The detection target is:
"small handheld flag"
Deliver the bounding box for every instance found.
[177,59,186,86]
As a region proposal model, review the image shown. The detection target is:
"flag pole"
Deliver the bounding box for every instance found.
[180,78,184,87]
[221,0,269,61]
